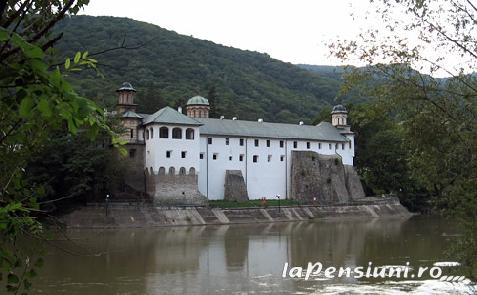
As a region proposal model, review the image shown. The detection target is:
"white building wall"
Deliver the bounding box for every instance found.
[198,135,355,200]
[144,124,200,175]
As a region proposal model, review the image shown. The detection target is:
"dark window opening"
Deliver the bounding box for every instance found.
[306,142,310,149]
[159,127,168,138]
[229,156,232,161]
[200,153,204,159]
[181,151,186,158]
[266,140,270,147]
[130,129,134,138]
[129,149,136,158]
[208,138,212,144]
[172,127,182,139]
[166,151,171,158]
[254,139,259,147]
[213,153,218,160]
[293,141,297,148]
[239,154,244,162]
[253,155,258,163]
[240,138,244,146]
[186,128,194,139]
[280,140,284,148]
[226,138,229,145]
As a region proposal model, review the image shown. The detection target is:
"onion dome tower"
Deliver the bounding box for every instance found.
[186,95,210,118]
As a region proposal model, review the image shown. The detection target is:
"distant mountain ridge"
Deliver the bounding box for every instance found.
[55,16,354,123]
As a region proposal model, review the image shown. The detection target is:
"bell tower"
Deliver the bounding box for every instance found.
[116,82,138,114]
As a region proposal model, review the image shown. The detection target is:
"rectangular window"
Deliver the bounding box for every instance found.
[130,129,134,139]
[226,138,229,145]
[166,151,171,158]
[342,143,345,150]
[240,138,244,146]
[268,155,272,162]
[319,142,322,149]
[335,143,339,149]
[129,149,136,158]
[253,155,258,163]
[239,154,244,162]
[349,141,352,149]
[254,139,259,147]
[200,153,204,159]
[229,156,233,161]
[208,138,212,145]
[280,140,284,148]
[329,143,332,149]
[266,140,270,147]
[307,142,310,149]
[293,141,297,148]
[213,153,218,160]
[280,155,285,162]
[181,151,186,158]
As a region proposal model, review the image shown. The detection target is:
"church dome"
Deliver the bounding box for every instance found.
[116,82,136,92]
[331,104,347,113]
[187,95,209,106]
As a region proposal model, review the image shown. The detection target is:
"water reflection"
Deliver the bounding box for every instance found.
[33,216,471,294]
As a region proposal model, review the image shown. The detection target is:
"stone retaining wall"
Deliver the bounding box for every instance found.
[61,198,413,228]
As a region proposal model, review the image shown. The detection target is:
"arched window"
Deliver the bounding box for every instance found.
[189,167,196,175]
[186,128,194,140]
[179,167,186,175]
[149,167,154,175]
[158,167,166,175]
[168,167,175,175]
[172,127,182,139]
[160,127,168,138]
[146,129,149,140]
[150,127,154,139]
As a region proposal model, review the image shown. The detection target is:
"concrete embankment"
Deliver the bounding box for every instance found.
[61,197,413,228]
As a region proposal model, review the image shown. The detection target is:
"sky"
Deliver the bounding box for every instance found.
[80,0,373,67]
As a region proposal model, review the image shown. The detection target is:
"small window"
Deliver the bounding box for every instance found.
[179,167,186,175]
[254,139,259,147]
[319,143,322,149]
[159,127,168,138]
[268,155,272,162]
[200,153,204,159]
[329,143,332,149]
[146,129,149,140]
[307,142,310,149]
[172,127,182,139]
[181,151,186,158]
[225,138,229,145]
[280,140,284,148]
[229,156,232,161]
[213,153,218,160]
[239,154,244,162]
[266,140,270,147]
[335,143,339,149]
[342,143,345,150]
[129,149,136,158]
[130,129,134,139]
[293,141,297,148]
[240,138,244,146]
[280,155,285,162]
[208,138,212,145]
[349,141,352,149]
[166,151,172,158]
[150,128,154,138]
[253,155,258,163]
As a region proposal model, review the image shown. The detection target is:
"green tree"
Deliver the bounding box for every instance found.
[331,0,477,277]
[0,1,122,293]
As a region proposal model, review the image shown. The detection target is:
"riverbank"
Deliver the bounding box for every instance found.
[61,197,413,228]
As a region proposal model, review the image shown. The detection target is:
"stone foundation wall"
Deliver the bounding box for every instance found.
[146,171,207,205]
[290,151,364,204]
[224,170,249,201]
[61,197,413,228]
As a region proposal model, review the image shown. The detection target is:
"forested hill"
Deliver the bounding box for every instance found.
[55,15,347,123]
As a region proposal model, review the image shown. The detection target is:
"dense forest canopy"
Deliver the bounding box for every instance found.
[54,15,355,123]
